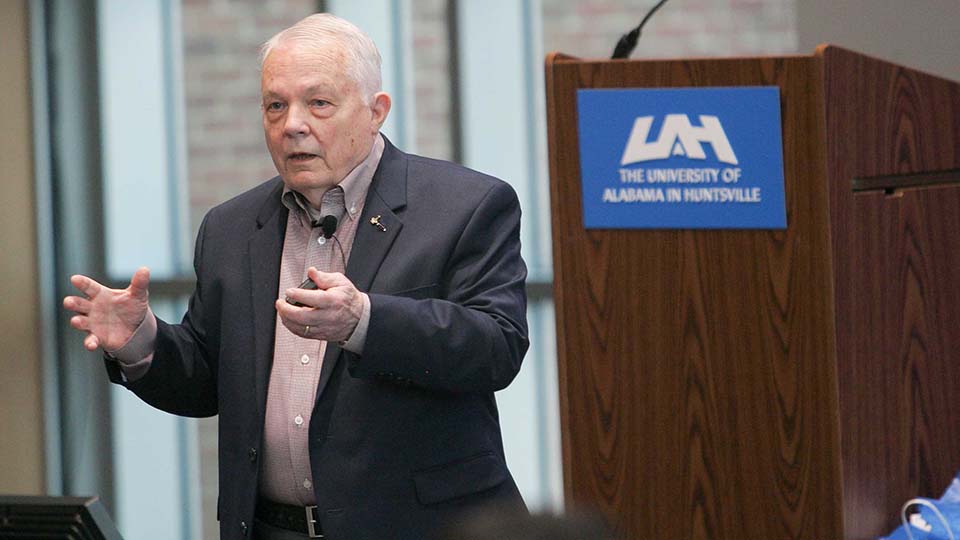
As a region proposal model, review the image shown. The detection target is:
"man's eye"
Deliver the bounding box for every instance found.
[310,99,330,108]
[266,102,284,112]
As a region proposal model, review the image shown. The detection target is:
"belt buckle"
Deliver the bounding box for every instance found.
[305,505,323,538]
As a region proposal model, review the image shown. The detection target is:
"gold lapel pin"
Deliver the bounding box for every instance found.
[370,215,387,232]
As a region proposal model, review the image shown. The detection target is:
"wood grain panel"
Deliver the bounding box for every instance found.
[545,54,843,540]
[821,45,960,539]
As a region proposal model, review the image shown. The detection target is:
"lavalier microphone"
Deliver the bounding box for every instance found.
[312,215,338,239]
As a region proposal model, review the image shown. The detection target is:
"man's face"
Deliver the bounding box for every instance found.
[261,42,389,198]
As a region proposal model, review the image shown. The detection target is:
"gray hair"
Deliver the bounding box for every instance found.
[259,13,382,103]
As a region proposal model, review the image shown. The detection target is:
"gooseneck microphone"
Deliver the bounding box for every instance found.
[611,0,670,59]
[312,215,338,239]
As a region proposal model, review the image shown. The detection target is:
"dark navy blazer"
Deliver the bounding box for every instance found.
[107,139,529,539]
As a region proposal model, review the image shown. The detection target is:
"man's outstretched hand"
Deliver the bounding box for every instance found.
[63,267,151,352]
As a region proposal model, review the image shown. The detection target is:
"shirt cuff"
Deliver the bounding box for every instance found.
[341,293,370,355]
[106,306,157,381]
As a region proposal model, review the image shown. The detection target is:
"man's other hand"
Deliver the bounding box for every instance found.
[63,267,151,352]
[276,267,364,342]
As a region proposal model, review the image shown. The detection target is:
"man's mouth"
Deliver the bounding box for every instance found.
[288,152,319,162]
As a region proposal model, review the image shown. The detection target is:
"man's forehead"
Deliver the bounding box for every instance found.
[261,82,340,99]
[263,41,347,72]
[261,44,353,90]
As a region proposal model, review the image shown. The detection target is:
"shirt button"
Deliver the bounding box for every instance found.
[317,236,326,245]
[294,415,304,426]
[303,478,313,489]
[300,354,310,365]
[240,521,248,536]
[247,447,257,462]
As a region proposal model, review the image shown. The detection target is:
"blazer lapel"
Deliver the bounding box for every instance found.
[249,179,287,419]
[346,187,404,291]
[316,138,408,400]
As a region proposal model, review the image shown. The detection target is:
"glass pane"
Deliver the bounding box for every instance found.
[496,298,563,512]
[410,0,454,161]
[457,0,561,511]
[457,0,553,282]
[110,297,193,540]
[99,0,187,280]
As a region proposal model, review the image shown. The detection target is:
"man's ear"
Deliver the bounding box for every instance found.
[370,92,392,131]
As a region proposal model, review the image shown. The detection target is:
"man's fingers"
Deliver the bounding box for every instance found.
[275,299,311,325]
[128,267,151,297]
[306,267,346,289]
[70,274,102,298]
[275,302,310,335]
[83,334,100,351]
[63,295,93,314]
[276,299,327,332]
[275,298,353,342]
[279,316,304,337]
[283,287,335,309]
[70,315,90,331]
[283,288,311,306]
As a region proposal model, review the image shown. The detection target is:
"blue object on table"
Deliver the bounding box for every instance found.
[883,474,960,540]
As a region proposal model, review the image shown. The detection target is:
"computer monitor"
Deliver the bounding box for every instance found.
[0,495,122,540]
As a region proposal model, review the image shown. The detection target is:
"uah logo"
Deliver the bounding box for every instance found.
[620,114,738,166]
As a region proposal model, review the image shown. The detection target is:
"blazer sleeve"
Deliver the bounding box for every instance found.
[348,180,529,394]
[106,213,219,417]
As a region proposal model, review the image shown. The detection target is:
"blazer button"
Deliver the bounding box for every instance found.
[248,447,258,462]
[240,520,248,536]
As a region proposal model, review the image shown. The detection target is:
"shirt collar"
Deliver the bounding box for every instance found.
[281,133,385,226]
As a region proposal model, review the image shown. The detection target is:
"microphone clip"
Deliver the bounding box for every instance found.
[312,215,338,239]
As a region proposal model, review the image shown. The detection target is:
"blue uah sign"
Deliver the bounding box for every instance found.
[576,87,787,229]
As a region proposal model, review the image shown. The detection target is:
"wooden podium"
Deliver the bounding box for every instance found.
[545,45,960,540]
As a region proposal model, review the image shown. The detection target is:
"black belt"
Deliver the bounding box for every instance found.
[255,498,324,538]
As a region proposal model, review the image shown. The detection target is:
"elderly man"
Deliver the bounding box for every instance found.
[63,13,528,540]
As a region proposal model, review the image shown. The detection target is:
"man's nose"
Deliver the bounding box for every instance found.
[283,104,310,137]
